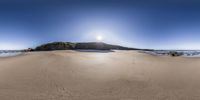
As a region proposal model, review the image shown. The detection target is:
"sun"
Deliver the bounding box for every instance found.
[96,35,103,41]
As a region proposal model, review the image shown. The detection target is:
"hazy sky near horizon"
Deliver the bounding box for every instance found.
[1,0,200,50]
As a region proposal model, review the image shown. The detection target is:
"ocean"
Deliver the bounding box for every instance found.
[0,50,22,57]
[141,50,200,57]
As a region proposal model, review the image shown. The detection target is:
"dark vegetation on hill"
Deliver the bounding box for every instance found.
[33,42,141,51]
[74,42,137,50]
[35,42,75,51]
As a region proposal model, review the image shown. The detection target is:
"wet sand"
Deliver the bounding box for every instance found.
[0,50,200,100]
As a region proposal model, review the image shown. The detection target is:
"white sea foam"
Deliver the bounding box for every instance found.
[0,51,22,57]
[142,50,200,57]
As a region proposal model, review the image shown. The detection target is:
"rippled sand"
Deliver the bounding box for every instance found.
[0,50,200,100]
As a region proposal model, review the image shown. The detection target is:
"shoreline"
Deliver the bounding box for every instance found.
[2,50,200,59]
[0,52,27,59]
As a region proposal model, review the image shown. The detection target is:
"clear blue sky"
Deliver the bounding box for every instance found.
[1,0,200,50]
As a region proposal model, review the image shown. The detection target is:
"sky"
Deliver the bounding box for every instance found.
[1,0,200,50]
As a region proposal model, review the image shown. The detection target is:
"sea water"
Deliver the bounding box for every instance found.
[141,50,200,57]
[0,50,22,57]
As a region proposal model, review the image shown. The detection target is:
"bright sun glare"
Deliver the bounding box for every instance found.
[96,35,103,41]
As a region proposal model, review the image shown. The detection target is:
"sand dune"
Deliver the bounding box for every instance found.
[0,50,200,100]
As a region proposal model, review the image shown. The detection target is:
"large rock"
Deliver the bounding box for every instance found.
[168,51,183,57]
[23,48,34,52]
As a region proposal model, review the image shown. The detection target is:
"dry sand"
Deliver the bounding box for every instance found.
[0,50,200,100]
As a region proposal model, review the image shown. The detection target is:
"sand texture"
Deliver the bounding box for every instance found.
[0,50,200,100]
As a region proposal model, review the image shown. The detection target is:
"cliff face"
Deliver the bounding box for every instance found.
[34,42,138,51]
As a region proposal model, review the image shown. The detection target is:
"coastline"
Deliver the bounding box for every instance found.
[0,52,26,59]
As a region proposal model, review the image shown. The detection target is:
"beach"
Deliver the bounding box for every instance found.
[0,50,200,100]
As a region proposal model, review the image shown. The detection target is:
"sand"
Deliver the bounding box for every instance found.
[0,50,200,100]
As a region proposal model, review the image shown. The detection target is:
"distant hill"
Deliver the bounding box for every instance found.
[34,42,140,51]
[35,42,75,51]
